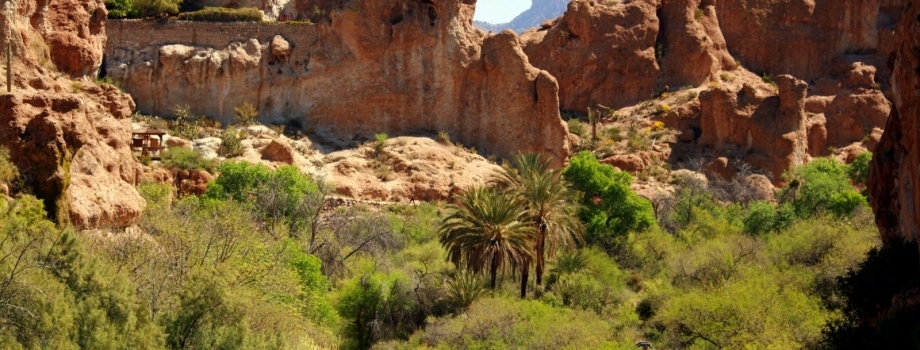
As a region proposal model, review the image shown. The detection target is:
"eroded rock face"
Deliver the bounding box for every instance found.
[0,0,144,228]
[33,0,108,76]
[656,0,735,89]
[696,75,808,183]
[107,0,570,164]
[869,1,920,245]
[715,0,896,82]
[521,0,660,112]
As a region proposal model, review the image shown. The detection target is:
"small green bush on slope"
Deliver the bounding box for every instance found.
[177,7,263,22]
[107,0,182,18]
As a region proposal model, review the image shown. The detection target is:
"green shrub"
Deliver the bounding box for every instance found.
[828,190,866,217]
[445,272,487,310]
[781,158,854,218]
[177,7,263,22]
[848,152,872,185]
[0,196,165,349]
[233,102,259,126]
[205,162,314,203]
[694,8,704,21]
[169,104,202,140]
[659,271,826,349]
[374,132,388,154]
[562,151,656,254]
[217,127,245,158]
[627,128,651,151]
[161,147,216,172]
[106,0,138,18]
[743,201,795,235]
[567,118,586,137]
[0,147,18,184]
[436,130,451,145]
[132,0,181,17]
[417,297,623,349]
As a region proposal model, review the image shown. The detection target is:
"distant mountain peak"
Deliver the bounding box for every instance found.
[474,0,570,34]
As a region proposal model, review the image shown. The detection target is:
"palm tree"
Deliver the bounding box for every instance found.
[439,187,534,292]
[495,153,584,288]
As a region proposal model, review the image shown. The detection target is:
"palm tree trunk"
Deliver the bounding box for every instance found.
[520,257,530,298]
[490,255,499,289]
[535,228,547,285]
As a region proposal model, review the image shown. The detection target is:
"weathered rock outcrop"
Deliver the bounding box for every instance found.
[656,0,735,89]
[521,0,660,112]
[33,0,108,77]
[697,75,809,182]
[715,0,897,83]
[106,0,570,164]
[869,1,920,245]
[0,0,144,228]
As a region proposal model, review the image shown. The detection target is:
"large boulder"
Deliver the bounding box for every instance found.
[261,139,297,164]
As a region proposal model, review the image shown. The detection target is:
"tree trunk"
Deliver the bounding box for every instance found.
[520,257,530,298]
[535,227,547,285]
[490,255,499,289]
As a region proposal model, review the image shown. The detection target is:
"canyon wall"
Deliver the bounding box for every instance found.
[106,0,898,183]
[715,0,900,83]
[105,0,571,163]
[869,0,920,246]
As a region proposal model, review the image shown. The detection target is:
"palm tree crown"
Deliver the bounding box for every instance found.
[495,153,584,287]
[439,187,535,289]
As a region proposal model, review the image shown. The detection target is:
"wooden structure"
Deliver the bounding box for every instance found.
[131,129,167,159]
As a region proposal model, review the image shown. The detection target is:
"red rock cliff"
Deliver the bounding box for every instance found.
[0,0,144,228]
[869,1,920,246]
[107,0,571,165]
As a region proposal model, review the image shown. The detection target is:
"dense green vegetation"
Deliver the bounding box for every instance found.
[177,7,263,22]
[107,0,182,18]
[106,0,260,21]
[0,148,892,349]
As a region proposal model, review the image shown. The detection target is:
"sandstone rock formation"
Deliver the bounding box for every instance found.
[695,75,808,182]
[521,0,660,112]
[656,0,736,89]
[38,0,108,77]
[106,0,571,165]
[0,0,144,228]
[869,1,920,244]
[714,0,897,83]
[660,65,889,184]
